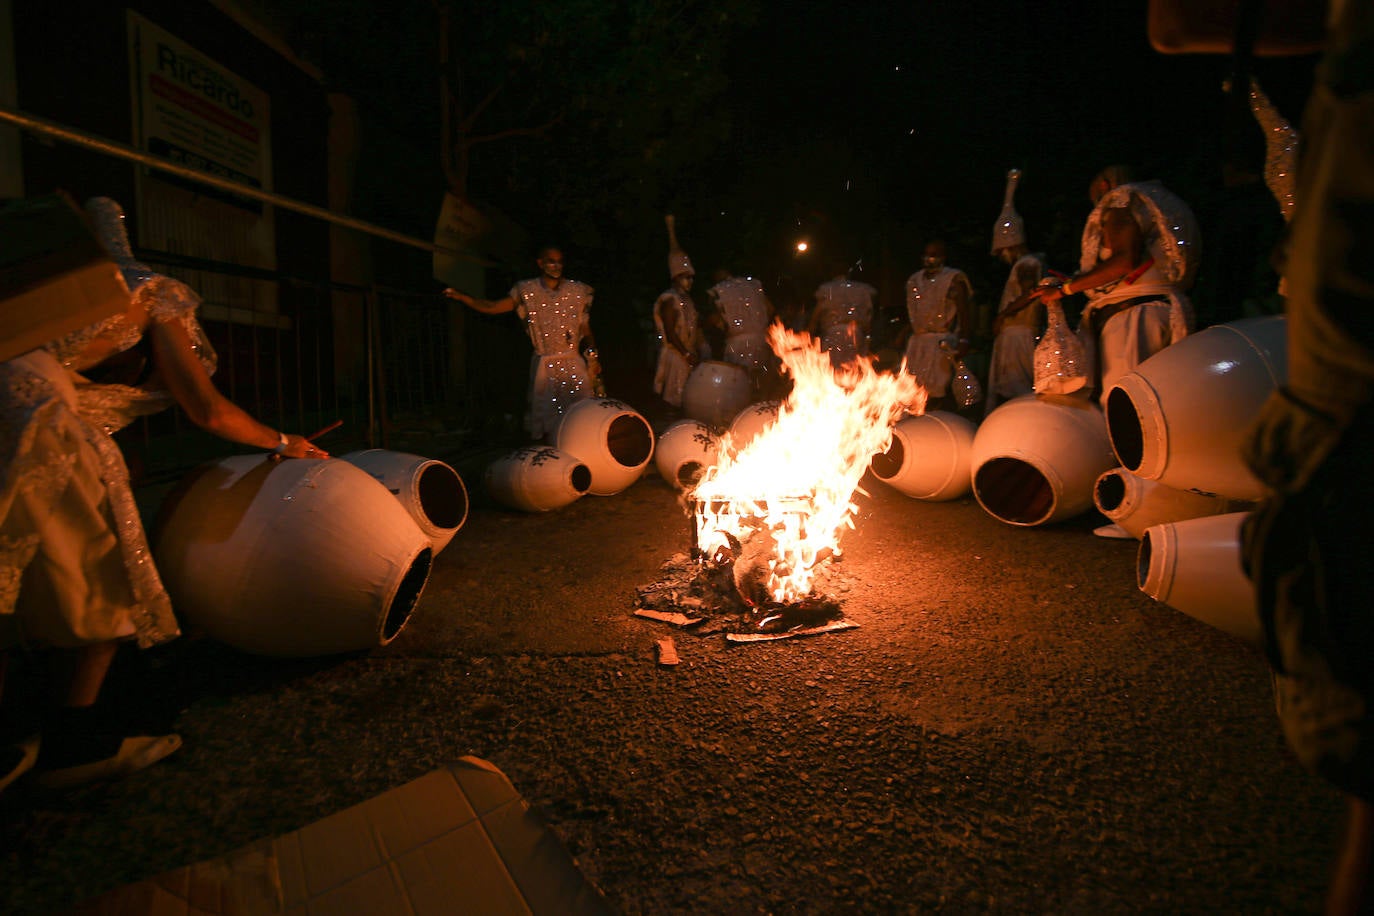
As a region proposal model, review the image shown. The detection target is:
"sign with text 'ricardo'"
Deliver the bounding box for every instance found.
[126,11,271,197]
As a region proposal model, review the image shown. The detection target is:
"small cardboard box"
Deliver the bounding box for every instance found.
[72,757,612,916]
[1,195,130,363]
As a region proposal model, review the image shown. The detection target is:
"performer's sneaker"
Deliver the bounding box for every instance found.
[1093,523,1134,539]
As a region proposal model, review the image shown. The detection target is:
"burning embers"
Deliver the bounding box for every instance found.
[635,325,926,642]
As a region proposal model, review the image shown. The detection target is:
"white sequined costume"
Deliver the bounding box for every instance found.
[1,276,216,650]
[986,253,1045,414]
[1077,180,1199,404]
[653,289,706,407]
[708,276,772,371]
[812,279,875,368]
[902,267,972,396]
[510,277,596,439]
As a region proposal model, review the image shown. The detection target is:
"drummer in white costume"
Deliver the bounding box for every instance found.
[898,240,973,409]
[653,247,709,412]
[808,260,877,369]
[1037,164,1199,406]
[706,267,776,391]
[985,169,1046,416]
[445,246,601,440]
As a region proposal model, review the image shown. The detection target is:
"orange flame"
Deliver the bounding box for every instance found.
[691,324,926,603]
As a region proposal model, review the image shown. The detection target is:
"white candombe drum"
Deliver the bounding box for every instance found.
[1094,467,1249,540]
[971,393,1118,526]
[553,397,655,496]
[871,410,976,502]
[341,450,468,556]
[682,360,752,430]
[1138,511,1260,649]
[153,455,432,657]
[1106,315,1286,501]
[724,400,780,454]
[654,419,719,489]
[485,445,592,512]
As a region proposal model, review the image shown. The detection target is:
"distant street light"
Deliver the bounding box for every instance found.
[795,240,809,254]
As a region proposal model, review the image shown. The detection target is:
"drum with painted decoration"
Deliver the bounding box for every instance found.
[485,445,592,512]
[553,397,655,496]
[682,360,752,430]
[341,450,468,556]
[724,400,780,455]
[654,419,720,489]
[970,393,1118,526]
[153,455,432,657]
[871,410,976,501]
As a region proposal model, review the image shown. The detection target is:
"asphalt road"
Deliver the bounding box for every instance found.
[0,452,1345,914]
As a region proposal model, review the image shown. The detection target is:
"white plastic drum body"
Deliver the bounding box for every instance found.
[871,411,976,501]
[1094,467,1248,540]
[654,419,719,490]
[970,393,1118,526]
[682,360,753,430]
[1138,511,1261,648]
[341,450,468,556]
[724,400,780,455]
[1106,316,1287,501]
[153,455,432,657]
[552,397,655,496]
[485,445,592,512]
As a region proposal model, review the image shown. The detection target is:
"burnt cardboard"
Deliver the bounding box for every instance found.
[73,757,612,916]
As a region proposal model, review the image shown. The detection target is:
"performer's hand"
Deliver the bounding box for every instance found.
[442,288,470,305]
[271,433,331,461]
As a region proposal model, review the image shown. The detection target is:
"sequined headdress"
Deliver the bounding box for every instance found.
[991,168,1026,254]
[665,214,694,279]
[85,197,157,291]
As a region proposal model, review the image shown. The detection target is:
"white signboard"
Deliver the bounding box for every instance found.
[127,11,271,193]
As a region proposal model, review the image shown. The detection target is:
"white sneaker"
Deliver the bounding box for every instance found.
[1093,522,1135,539]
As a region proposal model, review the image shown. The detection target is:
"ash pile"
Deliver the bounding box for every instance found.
[635,533,856,644]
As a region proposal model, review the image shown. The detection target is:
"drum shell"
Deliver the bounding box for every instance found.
[552,397,655,496]
[341,449,468,555]
[1106,316,1286,501]
[654,419,719,489]
[872,411,976,501]
[724,400,781,454]
[1093,467,1248,540]
[153,455,432,657]
[970,394,1117,526]
[485,446,592,512]
[1138,511,1260,648]
[682,360,753,429]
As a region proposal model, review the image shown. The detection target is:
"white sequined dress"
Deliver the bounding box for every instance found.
[510,278,596,439]
[902,267,972,396]
[1,276,216,649]
[653,289,706,407]
[986,253,1045,414]
[812,279,875,368]
[709,276,772,371]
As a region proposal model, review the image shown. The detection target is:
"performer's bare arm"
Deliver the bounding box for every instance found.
[1039,204,1144,305]
[149,317,326,458]
[1148,0,1327,56]
[951,278,973,356]
[657,295,698,366]
[443,288,516,315]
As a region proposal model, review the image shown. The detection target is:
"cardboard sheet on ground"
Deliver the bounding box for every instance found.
[73,756,611,915]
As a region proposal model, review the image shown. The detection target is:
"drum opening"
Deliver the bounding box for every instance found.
[1096,471,1126,513]
[382,546,432,643]
[417,463,469,530]
[1106,387,1145,471]
[1137,529,1155,591]
[870,436,905,480]
[676,461,705,488]
[570,463,593,493]
[974,457,1054,525]
[607,414,654,467]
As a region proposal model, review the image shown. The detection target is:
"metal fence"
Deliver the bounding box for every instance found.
[121,253,462,484]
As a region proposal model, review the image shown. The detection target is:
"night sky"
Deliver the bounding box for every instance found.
[660,0,1318,297]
